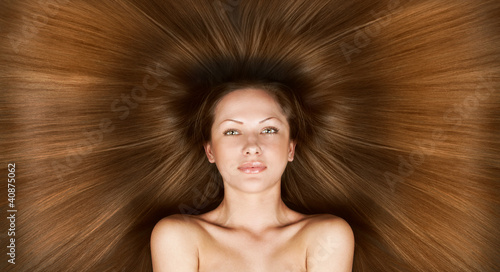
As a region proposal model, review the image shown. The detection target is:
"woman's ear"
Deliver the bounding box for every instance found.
[203,142,215,163]
[288,140,296,162]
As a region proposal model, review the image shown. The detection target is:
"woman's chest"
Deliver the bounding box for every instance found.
[198,228,307,272]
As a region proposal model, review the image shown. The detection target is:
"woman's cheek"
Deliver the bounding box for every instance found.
[219,158,240,179]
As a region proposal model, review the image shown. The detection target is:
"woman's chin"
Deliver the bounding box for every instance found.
[224,178,280,193]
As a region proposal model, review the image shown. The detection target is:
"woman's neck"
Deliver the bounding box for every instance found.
[205,186,300,235]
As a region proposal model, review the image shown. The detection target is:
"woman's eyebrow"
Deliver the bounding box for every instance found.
[219,117,281,125]
[219,119,243,125]
[259,117,280,123]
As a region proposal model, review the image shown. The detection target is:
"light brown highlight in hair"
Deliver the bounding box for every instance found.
[1,0,499,271]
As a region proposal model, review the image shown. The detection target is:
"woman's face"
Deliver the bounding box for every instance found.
[204,88,296,193]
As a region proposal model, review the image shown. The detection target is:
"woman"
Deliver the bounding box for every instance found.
[1,0,498,271]
[151,84,355,271]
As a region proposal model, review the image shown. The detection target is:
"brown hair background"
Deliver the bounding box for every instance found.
[1,0,499,271]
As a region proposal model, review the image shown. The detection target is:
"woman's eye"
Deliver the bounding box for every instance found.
[223,129,239,136]
[223,127,279,135]
[262,127,279,134]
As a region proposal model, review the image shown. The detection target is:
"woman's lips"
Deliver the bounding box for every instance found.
[237,161,267,174]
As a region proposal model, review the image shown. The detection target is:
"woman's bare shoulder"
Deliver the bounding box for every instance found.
[302,213,354,244]
[150,214,201,271]
[301,214,354,271]
[151,214,204,240]
[303,213,352,228]
[154,213,201,227]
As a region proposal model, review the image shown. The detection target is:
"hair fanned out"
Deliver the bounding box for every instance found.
[1,0,499,271]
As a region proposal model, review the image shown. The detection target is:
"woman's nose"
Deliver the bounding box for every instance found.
[243,136,261,155]
[245,145,261,155]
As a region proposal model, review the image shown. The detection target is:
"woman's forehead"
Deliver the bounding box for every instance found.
[213,88,286,120]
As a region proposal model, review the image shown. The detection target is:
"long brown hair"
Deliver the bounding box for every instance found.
[1,0,499,271]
